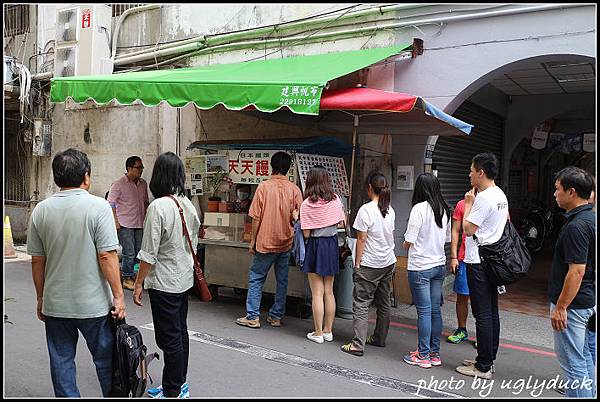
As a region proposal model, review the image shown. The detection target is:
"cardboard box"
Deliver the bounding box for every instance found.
[204,212,246,228]
[393,256,412,305]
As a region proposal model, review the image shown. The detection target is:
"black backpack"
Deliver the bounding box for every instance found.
[109,316,159,397]
[478,220,532,286]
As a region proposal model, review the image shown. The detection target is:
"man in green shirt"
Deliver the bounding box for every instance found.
[27,148,126,397]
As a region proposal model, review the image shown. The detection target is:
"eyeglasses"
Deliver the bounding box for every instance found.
[132,165,144,170]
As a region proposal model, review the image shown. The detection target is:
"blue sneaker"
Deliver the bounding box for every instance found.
[148,383,189,398]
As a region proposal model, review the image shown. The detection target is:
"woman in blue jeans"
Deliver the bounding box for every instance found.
[403,173,451,369]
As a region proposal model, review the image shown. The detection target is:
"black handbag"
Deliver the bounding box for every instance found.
[478,220,532,286]
[338,224,352,269]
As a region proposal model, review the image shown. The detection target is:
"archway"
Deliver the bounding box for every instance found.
[432,53,595,317]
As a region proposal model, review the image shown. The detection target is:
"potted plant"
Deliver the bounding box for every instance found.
[207,167,230,212]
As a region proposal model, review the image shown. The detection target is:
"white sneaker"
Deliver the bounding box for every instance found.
[323,332,333,342]
[307,331,324,344]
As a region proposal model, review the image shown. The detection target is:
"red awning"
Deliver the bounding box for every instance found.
[319,87,418,112]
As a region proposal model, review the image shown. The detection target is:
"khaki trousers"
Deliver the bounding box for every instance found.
[351,263,396,351]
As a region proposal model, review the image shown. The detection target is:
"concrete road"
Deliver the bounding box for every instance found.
[4,259,567,398]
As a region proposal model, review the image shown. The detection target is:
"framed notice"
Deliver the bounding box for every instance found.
[296,153,349,197]
[396,165,414,190]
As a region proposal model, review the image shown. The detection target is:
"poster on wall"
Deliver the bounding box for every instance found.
[396,165,414,190]
[227,150,295,185]
[296,153,349,197]
[206,155,228,173]
[184,155,207,192]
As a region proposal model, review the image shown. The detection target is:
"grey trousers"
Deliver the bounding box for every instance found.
[351,263,396,351]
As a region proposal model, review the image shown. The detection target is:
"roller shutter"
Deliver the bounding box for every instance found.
[432,101,504,209]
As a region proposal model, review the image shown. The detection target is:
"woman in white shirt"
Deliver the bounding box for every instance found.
[403,173,451,369]
[340,172,396,356]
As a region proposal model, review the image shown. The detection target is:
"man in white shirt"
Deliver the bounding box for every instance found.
[455,152,508,380]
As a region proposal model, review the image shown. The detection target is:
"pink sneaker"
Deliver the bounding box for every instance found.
[430,353,442,366]
[403,350,432,369]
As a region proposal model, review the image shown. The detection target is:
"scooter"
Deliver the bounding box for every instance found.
[519,201,553,253]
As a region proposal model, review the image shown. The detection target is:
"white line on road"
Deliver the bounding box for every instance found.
[140,323,464,398]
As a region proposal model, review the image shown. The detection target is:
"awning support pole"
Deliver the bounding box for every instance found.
[348,115,359,217]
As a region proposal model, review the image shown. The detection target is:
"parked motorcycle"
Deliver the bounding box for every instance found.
[518,201,554,253]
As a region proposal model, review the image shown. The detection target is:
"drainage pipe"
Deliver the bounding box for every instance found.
[111,4,163,61]
[115,3,588,67]
[114,4,423,63]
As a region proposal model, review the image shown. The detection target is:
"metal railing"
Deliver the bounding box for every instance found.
[111,4,145,18]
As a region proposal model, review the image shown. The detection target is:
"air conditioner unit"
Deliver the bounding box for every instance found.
[54,4,113,77]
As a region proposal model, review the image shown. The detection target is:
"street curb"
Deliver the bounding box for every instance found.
[4,252,31,263]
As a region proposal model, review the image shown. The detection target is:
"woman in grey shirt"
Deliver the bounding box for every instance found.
[133,152,200,399]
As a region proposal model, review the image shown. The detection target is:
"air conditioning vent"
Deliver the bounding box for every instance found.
[54,5,112,77]
[55,46,77,77]
[57,8,78,44]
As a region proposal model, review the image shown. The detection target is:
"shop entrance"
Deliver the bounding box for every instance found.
[434,55,595,317]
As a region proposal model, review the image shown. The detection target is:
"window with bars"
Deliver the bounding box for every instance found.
[3,4,30,37]
[111,4,145,18]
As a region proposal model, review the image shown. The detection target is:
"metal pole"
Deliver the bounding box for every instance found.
[348,115,359,217]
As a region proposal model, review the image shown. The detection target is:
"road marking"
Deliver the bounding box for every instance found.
[373,320,556,357]
[140,323,464,398]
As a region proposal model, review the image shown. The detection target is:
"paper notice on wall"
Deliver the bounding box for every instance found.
[531,128,549,150]
[206,155,228,173]
[184,156,207,175]
[396,165,414,190]
[583,133,595,153]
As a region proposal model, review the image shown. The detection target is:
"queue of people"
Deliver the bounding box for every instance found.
[27,148,595,398]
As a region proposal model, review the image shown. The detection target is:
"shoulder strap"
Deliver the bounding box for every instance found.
[166,195,201,268]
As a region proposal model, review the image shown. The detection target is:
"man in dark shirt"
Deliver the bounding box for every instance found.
[550,166,595,398]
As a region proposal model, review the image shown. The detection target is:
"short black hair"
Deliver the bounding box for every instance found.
[554,166,594,200]
[271,152,292,175]
[126,156,142,169]
[472,152,499,180]
[149,152,186,198]
[52,148,91,188]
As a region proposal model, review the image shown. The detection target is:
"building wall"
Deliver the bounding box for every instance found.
[37,102,161,200]
[388,4,595,247]
[24,4,596,242]
[392,5,595,111]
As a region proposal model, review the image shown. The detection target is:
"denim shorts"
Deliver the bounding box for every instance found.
[453,261,470,296]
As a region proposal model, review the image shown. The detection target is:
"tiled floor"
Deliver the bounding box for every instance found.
[447,248,553,318]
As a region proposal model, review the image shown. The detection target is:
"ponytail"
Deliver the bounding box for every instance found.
[378,186,391,218]
[368,172,391,218]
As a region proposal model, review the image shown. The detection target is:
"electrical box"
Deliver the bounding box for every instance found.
[54,4,113,77]
[33,119,53,156]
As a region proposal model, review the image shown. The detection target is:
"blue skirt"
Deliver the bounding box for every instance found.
[302,236,339,277]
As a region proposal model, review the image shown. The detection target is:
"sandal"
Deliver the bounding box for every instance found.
[341,342,364,356]
[366,335,385,347]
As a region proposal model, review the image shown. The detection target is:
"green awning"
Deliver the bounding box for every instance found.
[50,45,411,115]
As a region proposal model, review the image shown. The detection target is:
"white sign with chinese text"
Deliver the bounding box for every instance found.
[531,127,549,150]
[396,165,414,190]
[226,150,295,185]
[279,85,320,108]
[296,153,349,197]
